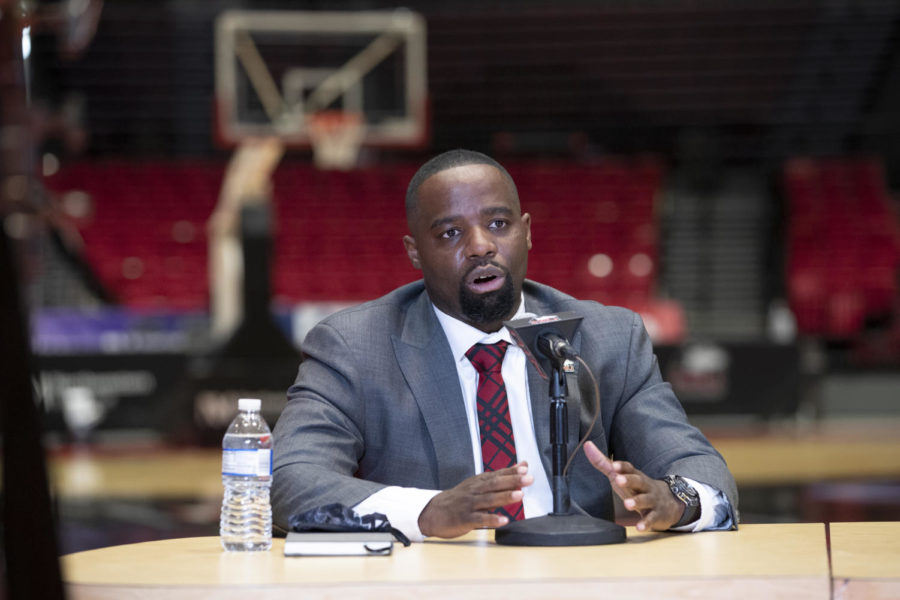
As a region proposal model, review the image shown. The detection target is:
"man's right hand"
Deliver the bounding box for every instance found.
[417,463,533,538]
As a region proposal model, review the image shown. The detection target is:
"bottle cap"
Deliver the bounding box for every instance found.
[238,398,262,412]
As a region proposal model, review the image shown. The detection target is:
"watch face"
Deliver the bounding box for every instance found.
[667,475,699,506]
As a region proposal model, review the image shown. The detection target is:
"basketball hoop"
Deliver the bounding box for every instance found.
[306,111,365,170]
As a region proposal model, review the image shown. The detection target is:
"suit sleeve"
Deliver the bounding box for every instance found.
[271,320,387,531]
[608,311,739,525]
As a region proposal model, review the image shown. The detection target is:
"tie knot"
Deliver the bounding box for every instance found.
[465,341,509,374]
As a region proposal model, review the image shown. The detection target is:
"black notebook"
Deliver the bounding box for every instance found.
[283,532,394,556]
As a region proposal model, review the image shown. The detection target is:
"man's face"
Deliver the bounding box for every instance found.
[403,164,532,333]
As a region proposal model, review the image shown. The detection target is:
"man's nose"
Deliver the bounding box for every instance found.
[465,226,497,258]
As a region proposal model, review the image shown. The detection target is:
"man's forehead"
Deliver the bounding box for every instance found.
[419,164,516,206]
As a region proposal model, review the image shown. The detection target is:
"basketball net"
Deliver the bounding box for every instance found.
[306,111,365,170]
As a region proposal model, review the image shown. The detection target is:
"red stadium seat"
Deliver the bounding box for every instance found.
[44,159,666,311]
[784,158,900,340]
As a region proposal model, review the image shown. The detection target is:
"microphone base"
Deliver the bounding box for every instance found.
[494,513,626,546]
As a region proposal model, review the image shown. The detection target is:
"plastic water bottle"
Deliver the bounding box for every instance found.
[220,398,273,551]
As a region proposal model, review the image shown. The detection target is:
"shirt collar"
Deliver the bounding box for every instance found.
[433,294,528,363]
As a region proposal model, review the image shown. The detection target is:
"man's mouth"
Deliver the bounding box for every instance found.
[466,265,507,293]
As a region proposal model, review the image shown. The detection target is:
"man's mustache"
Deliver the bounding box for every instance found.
[463,260,509,279]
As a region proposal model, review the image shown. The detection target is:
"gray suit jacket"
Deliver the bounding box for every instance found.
[272,280,738,530]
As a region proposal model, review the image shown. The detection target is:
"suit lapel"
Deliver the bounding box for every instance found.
[392,291,475,489]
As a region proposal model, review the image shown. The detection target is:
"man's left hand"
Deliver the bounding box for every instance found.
[583,441,685,532]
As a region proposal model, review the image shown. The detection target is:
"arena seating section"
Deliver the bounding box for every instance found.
[42,159,664,313]
[44,156,900,343]
[785,158,900,339]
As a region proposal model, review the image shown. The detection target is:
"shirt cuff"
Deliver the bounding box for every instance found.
[353,486,442,542]
[670,477,734,532]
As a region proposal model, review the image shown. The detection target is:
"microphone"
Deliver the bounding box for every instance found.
[496,309,627,547]
[537,332,579,362]
[504,312,583,378]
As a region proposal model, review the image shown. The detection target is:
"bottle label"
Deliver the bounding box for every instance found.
[222,449,272,477]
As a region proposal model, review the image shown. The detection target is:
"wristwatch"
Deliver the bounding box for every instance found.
[663,475,700,528]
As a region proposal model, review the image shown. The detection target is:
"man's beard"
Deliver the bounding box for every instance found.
[459,270,516,325]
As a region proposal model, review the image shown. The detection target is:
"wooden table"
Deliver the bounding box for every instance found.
[830,521,900,600]
[62,523,829,600]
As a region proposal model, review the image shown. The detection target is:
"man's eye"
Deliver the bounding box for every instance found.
[440,228,461,239]
[489,219,508,230]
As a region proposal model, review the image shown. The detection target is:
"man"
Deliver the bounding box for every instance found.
[272,149,738,541]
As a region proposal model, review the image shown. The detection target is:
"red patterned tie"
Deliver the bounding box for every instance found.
[465,340,524,521]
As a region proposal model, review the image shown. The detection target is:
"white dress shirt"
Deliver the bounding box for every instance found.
[355,297,731,540]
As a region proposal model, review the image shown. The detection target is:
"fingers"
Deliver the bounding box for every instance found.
[585,442,642,497]
[583,441,615,476]
[457,486,524,528]
[623,491,656,513]
[418,464,533,538]
[472,489,525,512]
[612,472,649,496]
[634,512,661,532]
[630,505,671,532]
[466,463,533,493]
[447,498,515,529]
[585,442,672,529]
[584,443,691,533]
[623,481,685,532]
[584,443,637,476]
[462,466,530,521]
[622,492,658,531]
[470,511,510,530]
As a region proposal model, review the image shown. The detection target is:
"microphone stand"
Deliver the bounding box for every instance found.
[494,350,626,546]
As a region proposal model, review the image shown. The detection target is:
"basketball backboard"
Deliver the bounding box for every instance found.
[214,9,428,150]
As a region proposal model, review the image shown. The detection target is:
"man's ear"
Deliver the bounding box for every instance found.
[403,235,421,269]
[522,212,533,251]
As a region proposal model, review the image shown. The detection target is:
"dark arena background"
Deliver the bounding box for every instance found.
[2,0,900,586]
